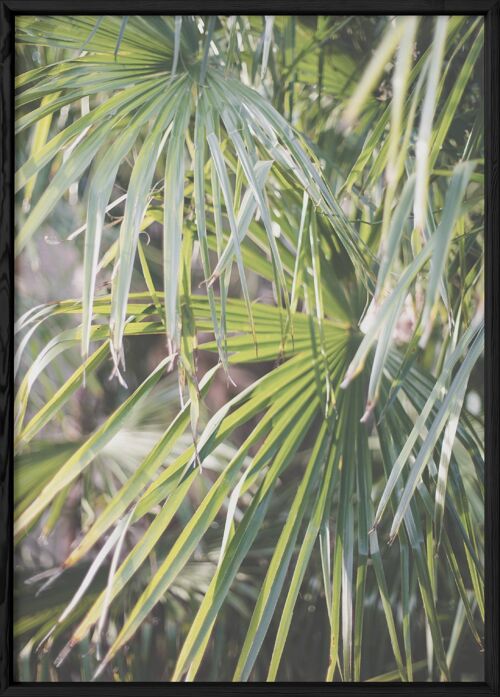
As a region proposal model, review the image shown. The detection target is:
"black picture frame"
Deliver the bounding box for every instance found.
[0,2,498,695]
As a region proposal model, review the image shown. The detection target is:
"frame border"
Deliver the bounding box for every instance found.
[0,3,498,695]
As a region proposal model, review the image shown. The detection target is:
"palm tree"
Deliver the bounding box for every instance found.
[14,14,484,682]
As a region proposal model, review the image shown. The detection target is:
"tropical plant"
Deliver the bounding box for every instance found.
[14,14,484,682]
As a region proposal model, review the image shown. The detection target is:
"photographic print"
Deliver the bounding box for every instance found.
[12,13,486,684]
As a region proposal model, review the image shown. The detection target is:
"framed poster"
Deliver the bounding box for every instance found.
[0,2,498,694]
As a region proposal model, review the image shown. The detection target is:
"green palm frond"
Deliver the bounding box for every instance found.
[14,14,484,682]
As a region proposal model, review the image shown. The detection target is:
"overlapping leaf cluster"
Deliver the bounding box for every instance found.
[14,15,484,681]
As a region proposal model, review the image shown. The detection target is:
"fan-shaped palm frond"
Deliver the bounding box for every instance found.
[14,14,484,682]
